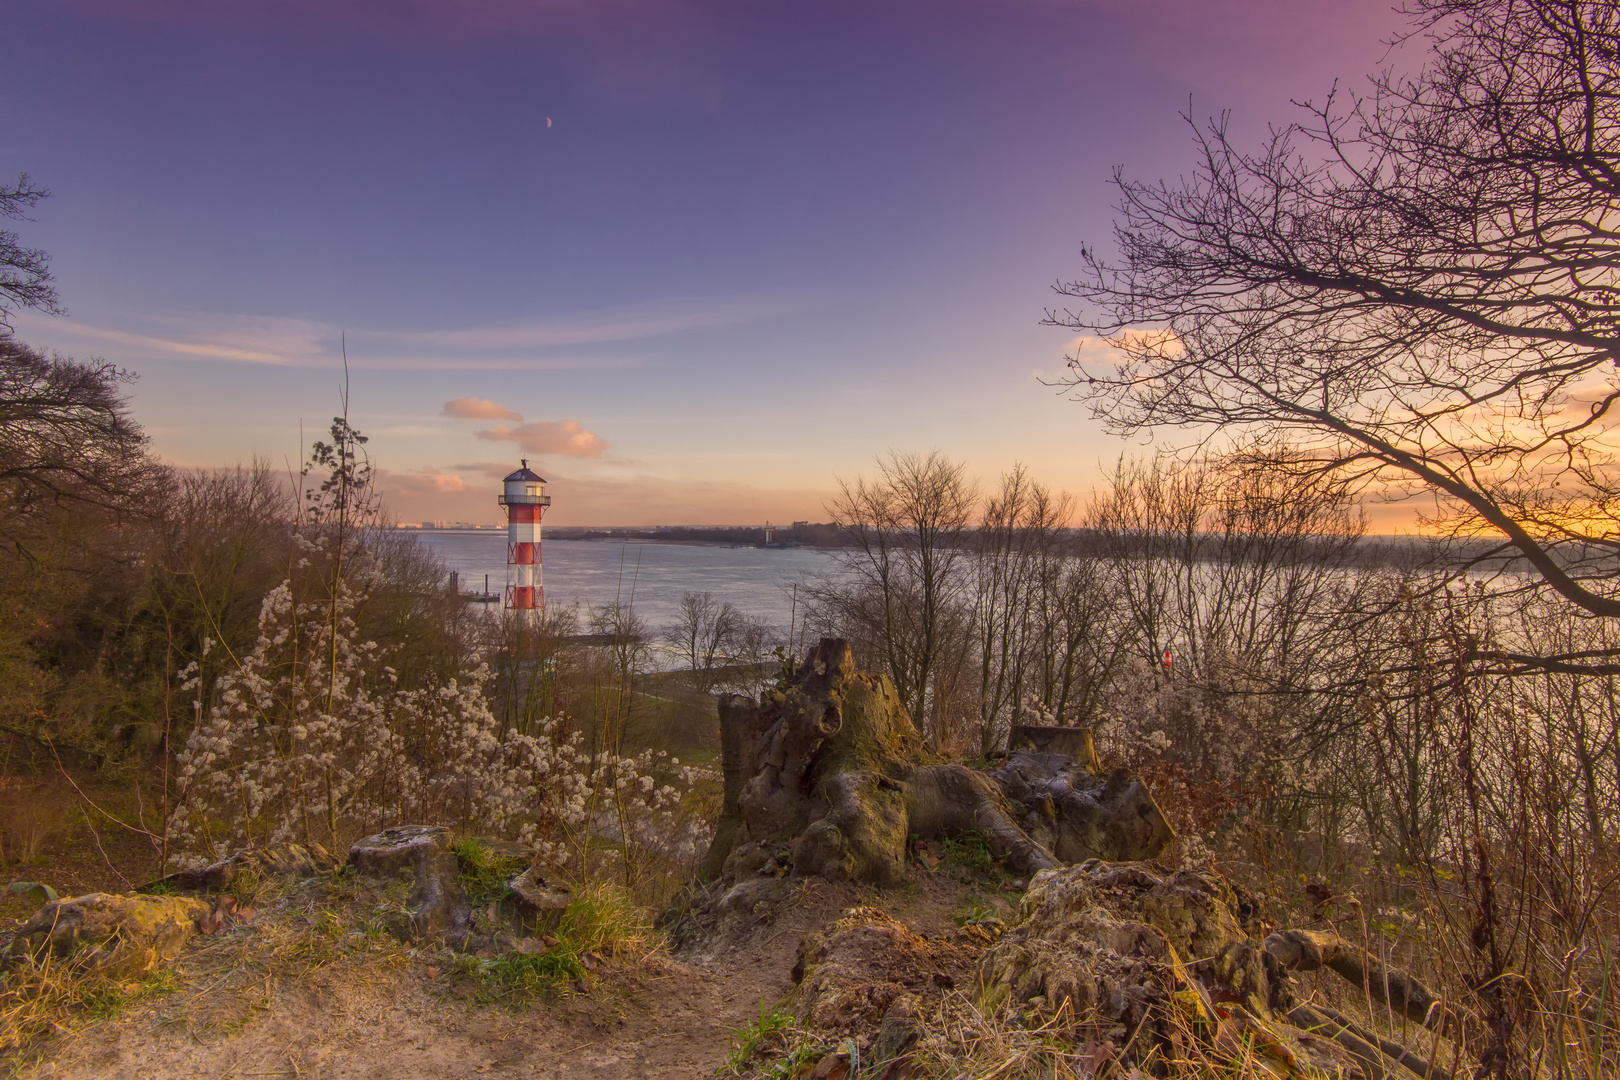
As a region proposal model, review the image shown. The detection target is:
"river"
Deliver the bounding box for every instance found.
[411,531,837,632]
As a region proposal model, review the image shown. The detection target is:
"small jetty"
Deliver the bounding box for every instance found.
[449,571,501,604]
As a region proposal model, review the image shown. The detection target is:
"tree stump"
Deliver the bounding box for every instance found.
[1007,723,1101,772]
[508,865,573,935]
[142,842,340,895]
[348,825,469,938]
[700,639,1171,886]
[992,750,1174,863]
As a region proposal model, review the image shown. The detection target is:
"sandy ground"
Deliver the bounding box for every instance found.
[19,874,1003,1080]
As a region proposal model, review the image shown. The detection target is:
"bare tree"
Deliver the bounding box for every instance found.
[819,451,977,741]
[0,175,62,332]
[1054,0,1620,671]
[971,464,1074,754]
[663,590,742,694]
[0,338,160,556]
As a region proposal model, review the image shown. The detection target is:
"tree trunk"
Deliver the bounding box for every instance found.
[700,639,1172,885]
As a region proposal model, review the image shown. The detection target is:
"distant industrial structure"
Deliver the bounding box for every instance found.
[498,460,550,621]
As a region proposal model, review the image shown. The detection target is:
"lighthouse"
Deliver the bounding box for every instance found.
[498,460,550,620]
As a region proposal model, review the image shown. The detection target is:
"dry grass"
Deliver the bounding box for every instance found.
[0,951,179,1060]
[731,989,1350,1080]
[0,860,677,1071]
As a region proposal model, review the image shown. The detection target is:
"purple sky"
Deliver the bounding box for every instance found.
[5,0,1405,525]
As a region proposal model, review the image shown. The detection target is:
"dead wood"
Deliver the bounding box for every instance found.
[1265,928,1449,1034]
[700,639,1171,886]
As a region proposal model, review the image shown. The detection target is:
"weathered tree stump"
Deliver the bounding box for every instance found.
[975,860,1459,1080]
[993,750,1174,864]
[508,865,573,935]
[700,639,1171,886]
[1008,724,1101,772]
[348,825,469,938]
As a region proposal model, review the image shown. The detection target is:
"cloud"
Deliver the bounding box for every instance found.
[388,472,468,495]
[442,397,523,421]
[16,290,820,372]
[44,323,299,365]
[476,419,610,458]
[452,461,525,479]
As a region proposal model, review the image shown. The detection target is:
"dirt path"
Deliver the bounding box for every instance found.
[27,941,793,1080]
[19,867,996,1079]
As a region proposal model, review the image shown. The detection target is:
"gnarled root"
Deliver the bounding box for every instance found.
[1265,928,1450,1034]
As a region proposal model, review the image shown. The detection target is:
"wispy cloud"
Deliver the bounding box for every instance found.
[15,291,817,372]
[476,419,610,459]
[50,322,304,365]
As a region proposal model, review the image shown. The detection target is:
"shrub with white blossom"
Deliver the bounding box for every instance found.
[169,571,712,889]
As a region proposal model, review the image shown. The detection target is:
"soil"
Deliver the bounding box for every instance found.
[13,865,1012,1079]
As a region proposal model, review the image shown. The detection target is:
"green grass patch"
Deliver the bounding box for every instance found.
[453,945,587,1003]
[941,830,998,879]
[451,883,653,1005]
[452,839,518,906]
[558,883,647,956]
[724,999,794,1074]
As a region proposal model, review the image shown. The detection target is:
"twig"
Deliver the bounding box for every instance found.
[77,806,133,891]
[48,738,161,842]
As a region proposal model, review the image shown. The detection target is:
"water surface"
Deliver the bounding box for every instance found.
[412,532,836,631]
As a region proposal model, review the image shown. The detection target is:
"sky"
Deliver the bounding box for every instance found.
[3,0,1409,526]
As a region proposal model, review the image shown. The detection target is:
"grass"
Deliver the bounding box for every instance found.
[0,954,180,1057]
[452,946,587,1002]
[451,838,520,906]
[724,999,794,1075]
[940,830,999,880]
[451,881,656,1005]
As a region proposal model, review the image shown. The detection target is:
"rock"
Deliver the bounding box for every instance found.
[717,877,788,916]
[809,1053,850,1080]
[871,1010,920,1077]
[11,893,213,977]
[508,865,572,934]
[348,825,469,938]
[142,842,340,894]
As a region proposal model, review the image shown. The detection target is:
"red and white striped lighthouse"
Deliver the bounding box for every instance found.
[498,460,550,619]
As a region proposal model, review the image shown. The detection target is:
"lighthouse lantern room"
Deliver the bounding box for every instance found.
[498,460,550,619]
